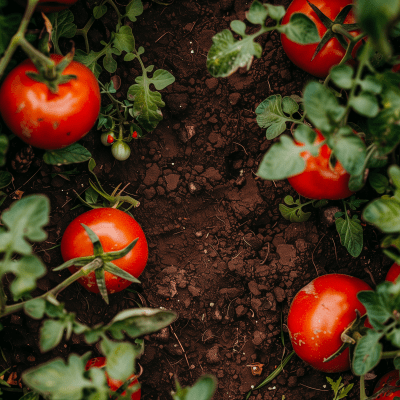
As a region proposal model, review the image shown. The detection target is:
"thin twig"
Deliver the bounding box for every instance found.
[170,326,192,376]
[311,233,326,276]
[260,242,270,264]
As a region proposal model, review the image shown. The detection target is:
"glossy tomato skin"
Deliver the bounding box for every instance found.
[287,274,372,373]
[0,54,100,150]
[373,370,400,399]
[287,130,354,200]
[85,357,141,400]
[281,0,360,78]
[60,208,148,294]
[386,263,400,283]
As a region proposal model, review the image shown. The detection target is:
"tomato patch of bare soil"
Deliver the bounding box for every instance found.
[0,0,393,399]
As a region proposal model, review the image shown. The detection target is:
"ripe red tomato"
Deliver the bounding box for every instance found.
[281,0,361,78]
[287,274,372,373]
[85,357,141,400]
[287,129,354,200]
[0,54,100,150]
[373,370,400,399]
[60,208,148,294]
[386,263,400,283]
[37,0,78,13]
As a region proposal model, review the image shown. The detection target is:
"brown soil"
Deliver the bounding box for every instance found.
[0,0,393,399]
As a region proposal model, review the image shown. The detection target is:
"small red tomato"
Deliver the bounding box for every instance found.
[60,208,148,294]
[0,54,100,150]
[107,134,115,144]
[85,357,141,400]
[287,129,355,200]
[386,263,400,283]
[132,131,138,139]
[288,274,372,373]
[373,370,400,399]
[281,0,361,78]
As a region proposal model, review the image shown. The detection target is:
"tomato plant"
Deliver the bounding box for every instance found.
[287,129,355,200]
[60,208,148,294]
[373,370,400,399]
[281,0,361,78]
[86,357,141,400]
[287,274,372,373]
[0,54,100,150]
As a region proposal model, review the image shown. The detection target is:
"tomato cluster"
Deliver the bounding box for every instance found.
[0,54,100,150]
[61,208,148,294]
[85,357,141,400]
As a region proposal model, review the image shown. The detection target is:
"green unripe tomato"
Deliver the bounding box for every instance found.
[111,140,131,161]
[101,131,116,146]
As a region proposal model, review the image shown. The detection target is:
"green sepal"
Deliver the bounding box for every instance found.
[104,261,141,284]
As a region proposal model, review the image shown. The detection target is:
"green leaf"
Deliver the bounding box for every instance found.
[0,195,49,254]
[125,0,143,22]
[127,69,175,132]
[100,338,136,381]
[257,125,317,180]
[24,298,46,320]
[0,134,9,166]
[303,81,346,134]
[277,13,320,45]
[363,197,400,233]
[335,214,363,257]
[368,172,390,194]
[387,328,400,348]
[255,95,299,139]
[93,4,107,19]
[114,25,136,53]
[22,354,96,400]
[330,64,354,89]
[357,290,393,325]
[74,49,103,78]
[0,12,21,56]
[0,170,11,189]
[85,187,99,204]
[231,20,247,36]
[43,143,92,165]
[4,255,46,299]
[279,195,311,222]
[349,91,379,117]
[49,10,77,55]
[246,1,268,25]
[265,4,286,21]
[106,308,177,340]
[206,29,262,78]
[40,319,66,352]
[327,127,366,175]
[352,329,383,375]
[172,375,217,400]
[359,75,382,94]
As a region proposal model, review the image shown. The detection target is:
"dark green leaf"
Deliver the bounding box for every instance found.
[387,328,400,348]
[172,375,217,400]
[49,10,77,54]
[279,196,311,222]
[303,81,345,134]
[357,290,393,325]
[0,13,21,56]
[352,329,383,376]
[278,13,320,44]
[43,144,92,165]
[335,215,363,257]
[0,134,9,166]
[330,65,354,89]
[24,298,46,320]
[349,91,379,117]
[114,26,136,53]
[93,4,107,19]
[255,95,299,139]
[0,170,11,189]
[85,187,99,204]
[369,172,390,194]
[125,0,143,22]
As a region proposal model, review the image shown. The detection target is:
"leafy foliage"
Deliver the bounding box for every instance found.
[43,143,92,165]
[171,375,217,400]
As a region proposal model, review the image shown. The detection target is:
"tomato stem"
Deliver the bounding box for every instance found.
[0,257,104,317]
[359,375,367,400]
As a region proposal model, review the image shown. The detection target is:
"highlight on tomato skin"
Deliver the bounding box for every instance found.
[60,208,148,294]
[373,370,400,400]
[287,274,372,373]
[85,357,141,400]
[287,129,355,200]
[280,0,361,78]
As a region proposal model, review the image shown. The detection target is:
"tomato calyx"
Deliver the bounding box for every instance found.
[323,309,368,364]
[25,49,77,94]
[55,223,140,304]
[306,0,359,60]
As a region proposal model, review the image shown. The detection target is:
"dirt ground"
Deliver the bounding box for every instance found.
[0,0,395,399]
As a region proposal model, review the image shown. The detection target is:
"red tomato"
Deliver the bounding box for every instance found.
[60,208,148,294]
[287,129,354,200]
[85,357,141,400]
[287,274,372,373]
[37,0,78,13]
[386,263,400,283]
[373,370,400,399]
[0,54,100,150]
[281,0,361,78]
